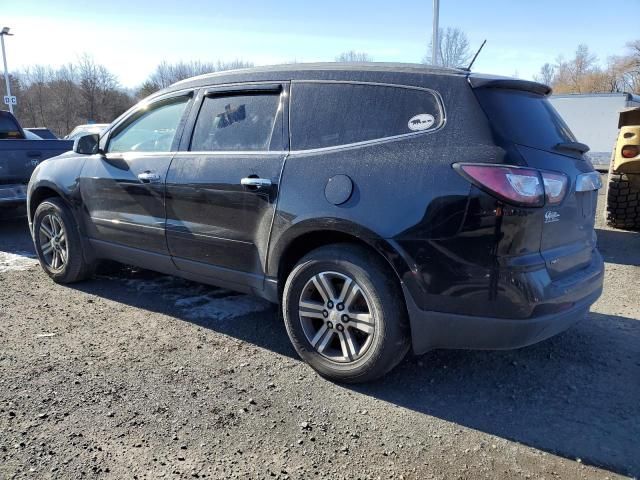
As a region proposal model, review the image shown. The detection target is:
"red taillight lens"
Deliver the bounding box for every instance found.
[454,164,569,207]
[541,171,568,205]
[621,145,639,159]
[455,164,544,207]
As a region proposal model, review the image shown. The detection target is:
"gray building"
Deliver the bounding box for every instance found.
[549,92,640,170]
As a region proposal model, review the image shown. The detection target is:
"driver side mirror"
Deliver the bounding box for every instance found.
[73,133,102,155]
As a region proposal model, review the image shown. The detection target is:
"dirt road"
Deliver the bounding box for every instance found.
[1,183,639,479]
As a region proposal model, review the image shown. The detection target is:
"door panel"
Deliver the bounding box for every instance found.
[166,153,285,275]
[166,84,288,283]
[80,92,193,254]
[80,153,174,253]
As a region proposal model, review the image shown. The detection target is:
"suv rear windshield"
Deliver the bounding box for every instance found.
[291,82,443,150]
[475,88,576,152]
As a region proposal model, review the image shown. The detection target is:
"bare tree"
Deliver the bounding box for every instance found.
[49,64,79,134]
[423,27,472,68]
[335,51,373,63]
[78,54,119,122]
[137,59,254,98]
[534,63,555,85]
[8,55,134,135]
[215,59,255,71]
[549,45,606,94]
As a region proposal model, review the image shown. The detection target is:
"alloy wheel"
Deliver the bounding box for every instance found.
[298,271,376,363]
[38,213,68,271]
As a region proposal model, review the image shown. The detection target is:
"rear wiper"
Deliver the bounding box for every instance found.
[554,141,590,154]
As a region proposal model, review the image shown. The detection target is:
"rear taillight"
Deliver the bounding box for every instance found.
[621,145,639,159]
[541,171,568,205]
[454,163,568,207]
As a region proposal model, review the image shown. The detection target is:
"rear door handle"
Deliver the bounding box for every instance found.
[27,151,42,158]
[138,171,162,183]
[241,177,272,188]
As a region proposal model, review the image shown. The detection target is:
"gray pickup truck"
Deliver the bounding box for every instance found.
[1,111,73,208]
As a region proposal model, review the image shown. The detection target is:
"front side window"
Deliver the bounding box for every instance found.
[190,93,282,151]
[291,82,443,150]
[108,97,190,153]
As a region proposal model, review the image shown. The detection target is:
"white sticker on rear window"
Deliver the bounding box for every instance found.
[408,114,435,132]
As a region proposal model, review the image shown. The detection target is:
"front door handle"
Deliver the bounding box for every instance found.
[138,171,162,183]
[241,177,272,188]
[27,151,42,158]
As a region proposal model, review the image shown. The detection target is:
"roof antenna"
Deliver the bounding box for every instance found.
[465,39,487,71]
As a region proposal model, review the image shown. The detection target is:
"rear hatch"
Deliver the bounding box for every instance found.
[473,84,600,279]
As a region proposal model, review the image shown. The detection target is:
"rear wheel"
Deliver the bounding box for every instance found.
[282,244,409,383]
[33,198,94,283]
[605,170,640,230]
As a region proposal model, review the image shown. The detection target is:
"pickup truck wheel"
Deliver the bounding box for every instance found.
[33,198,93,283]
[282,244,410,383]
[605,171,640,230]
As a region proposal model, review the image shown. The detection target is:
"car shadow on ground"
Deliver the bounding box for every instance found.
[71,267,640,477]
[3,218,638,477]
[596,227,640,266]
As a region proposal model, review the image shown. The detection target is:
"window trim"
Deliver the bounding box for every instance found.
[288,80,447,154]
[102,89,194,155]
[187,84,287,153]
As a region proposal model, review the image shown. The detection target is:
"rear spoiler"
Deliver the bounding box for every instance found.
[468,74,552,97]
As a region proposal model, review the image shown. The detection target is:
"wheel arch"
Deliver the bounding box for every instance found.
[29,181,96,263]
[270,220,411,301]
[28,183,67,225]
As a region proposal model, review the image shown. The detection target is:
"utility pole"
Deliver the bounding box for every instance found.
[431,0,440,66]
[1,27,14,114]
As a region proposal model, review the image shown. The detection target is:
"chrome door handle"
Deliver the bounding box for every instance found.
[241,177,272,188]
[138,172,161,183]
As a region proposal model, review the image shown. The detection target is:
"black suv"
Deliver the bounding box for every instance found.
[27,63,604,382]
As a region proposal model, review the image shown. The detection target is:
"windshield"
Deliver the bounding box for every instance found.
[475,88,577,153]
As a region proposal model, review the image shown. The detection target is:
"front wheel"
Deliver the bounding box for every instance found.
[282,244,410,383]
[33,198,94,283]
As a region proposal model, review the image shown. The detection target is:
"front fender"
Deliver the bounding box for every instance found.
[27,153,88,232]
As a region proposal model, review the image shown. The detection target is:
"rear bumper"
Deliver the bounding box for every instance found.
[405,251,604,354]
[0,184,27,206]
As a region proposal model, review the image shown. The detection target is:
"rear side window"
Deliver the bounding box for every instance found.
[475,89,576,152]
[0,114,23,139]
[291,82,443,150]
[190,94,282,151]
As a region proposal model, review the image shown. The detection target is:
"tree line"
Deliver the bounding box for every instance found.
[1,40,639,137]
[0,56,256,137]
[534,41,640,94]
[2,55,132,136]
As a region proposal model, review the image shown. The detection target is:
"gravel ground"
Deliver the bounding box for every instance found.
[1,181,639,479]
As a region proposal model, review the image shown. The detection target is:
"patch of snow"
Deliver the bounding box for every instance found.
[0,251,38,273]
[175,294,271,321]
[122,274,271,321]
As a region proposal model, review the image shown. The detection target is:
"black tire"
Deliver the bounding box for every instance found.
[605,170,640,230]
[33,198,94,283]
[282,244,410,383]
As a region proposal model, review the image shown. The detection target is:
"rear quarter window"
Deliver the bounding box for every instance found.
[291,82,444,150]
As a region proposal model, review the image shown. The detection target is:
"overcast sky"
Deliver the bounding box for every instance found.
[3,0,638,88]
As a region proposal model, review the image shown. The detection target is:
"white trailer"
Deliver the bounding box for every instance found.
[549,93,640,171]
